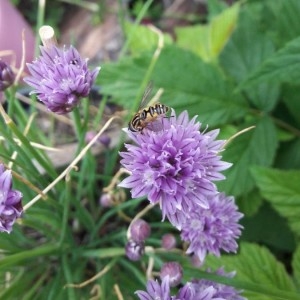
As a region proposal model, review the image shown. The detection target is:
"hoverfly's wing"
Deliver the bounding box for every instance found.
[138,81,154,110]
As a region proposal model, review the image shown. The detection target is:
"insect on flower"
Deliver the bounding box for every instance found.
[128,82,170,132]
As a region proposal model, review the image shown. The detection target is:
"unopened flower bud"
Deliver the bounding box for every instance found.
[160,262,183,287]
[98,134,111,147]
[161,233,176,250]
[99,193,113,207]
[125,240,145,261]
[130,219,151,242]
[85,131,97,143]
[0,60,14,91]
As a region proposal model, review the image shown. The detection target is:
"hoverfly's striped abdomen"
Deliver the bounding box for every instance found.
[129,103,170,132]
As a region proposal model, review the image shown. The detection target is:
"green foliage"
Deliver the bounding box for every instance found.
[252,167,300,235]
[3,0,300,299]
[204,242,298,300]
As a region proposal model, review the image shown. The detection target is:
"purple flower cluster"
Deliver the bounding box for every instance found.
[0,164,23,233]
[24,45,100,114]
[136,268,245,300]
[120,110,243,260]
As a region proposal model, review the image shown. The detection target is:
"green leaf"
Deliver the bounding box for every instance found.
[265,0,300,47]
[124,21,173,56]
[275,138,300,169]
[240,35,300,88]
[175,2,240,62]
[218,116,278,196]
[220,9,279,112]
[100,45,248,126]
[237,189,263,216]
[241,202,295,252]
[251,166,300,235]
[204,242,297,300]
[292,245,300,287]
[282,84,300,126]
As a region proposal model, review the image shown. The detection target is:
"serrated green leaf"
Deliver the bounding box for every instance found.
[265,0,300,47]
[220,9,279,112]
[292,245,300,287]
[251,166,300,235]
[175,2,239,62]
[218,116,278,196]
[124,21,173,56]
[204,242,297,300]
[240,35,300,88]
[237,189,263,216]
[100,45,249,126]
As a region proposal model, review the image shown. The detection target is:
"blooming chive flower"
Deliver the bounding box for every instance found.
[0,164,23,233]
[175,268,246,300]
[24,45,100,114]
[119,110,231,228]
[0,60,15,91]
[180,193,243,262]
[135,276,172,300]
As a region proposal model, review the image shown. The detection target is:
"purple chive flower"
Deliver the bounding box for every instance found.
[135,276,172,300]
[0,164,23,233]
[24,45,100,114]
[125,239,145,261]
[180,193,243,262]
[119,110,231,228]
[160,262,183,287]
[176,268,246,300]
[130,219,151,242]
[0,60,15,91]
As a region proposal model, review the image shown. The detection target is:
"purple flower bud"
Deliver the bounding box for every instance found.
[0,164,23,233]
[161,233,176,250]
[0,60,14,91]
[85,131,97,143]
[99,193,113,208]
[130,219,151,242]
[24,45,100,114]
[125,240,145,261]
[98,134,111,147]
[160,262,183,287]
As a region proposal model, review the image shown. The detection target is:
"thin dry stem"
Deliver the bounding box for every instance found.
[39,25,57,48]
[0,136,60,152]
[64,264,111,289]
[89,285,101,300]
[126,203,156,240]
[148,25,164,58]
[16,93,74,126]
[24,116,118,211]
[222,126,256,149]
[114,284,124,300]
[14,30,26,85]
[102,168,131,193]
[9,112,36,169]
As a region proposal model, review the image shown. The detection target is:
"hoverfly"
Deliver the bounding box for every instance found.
[128,82,169,132]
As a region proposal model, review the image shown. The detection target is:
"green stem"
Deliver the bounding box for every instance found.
[62,255,77,300]
[118,0,154,57]
[59,179,72,246]
[71,106,86,153]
